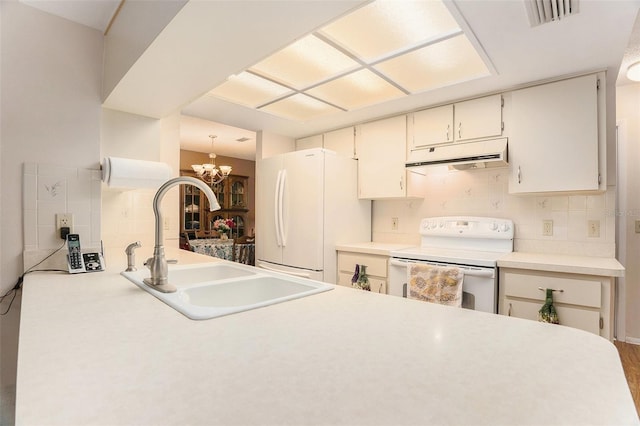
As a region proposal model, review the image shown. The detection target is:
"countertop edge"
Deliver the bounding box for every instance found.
[497,252,625,277]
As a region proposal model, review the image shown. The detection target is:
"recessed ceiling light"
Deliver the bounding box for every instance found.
[319,0,460,62]
[306,69,404,110]
[250,34,360,89]
[374,34,490,93]
[206,0,493,122]
[208,72,292,108]
[259,93,341,121]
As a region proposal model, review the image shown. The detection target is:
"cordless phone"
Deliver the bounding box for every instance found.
[66,234,104,273]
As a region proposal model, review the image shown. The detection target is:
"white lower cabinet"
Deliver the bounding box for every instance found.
[337,251,388,294]
[499,268,613,340]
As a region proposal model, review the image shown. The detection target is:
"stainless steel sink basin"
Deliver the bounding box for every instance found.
[121,262,333,320]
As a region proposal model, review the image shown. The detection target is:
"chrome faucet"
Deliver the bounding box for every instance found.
[143,177,220,293]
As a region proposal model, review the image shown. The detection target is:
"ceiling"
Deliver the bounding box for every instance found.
[19,0,640,161]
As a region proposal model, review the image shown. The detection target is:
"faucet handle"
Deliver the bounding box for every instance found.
[167,259,178,264]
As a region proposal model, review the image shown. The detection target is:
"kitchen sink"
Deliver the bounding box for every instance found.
[121,262,333,320]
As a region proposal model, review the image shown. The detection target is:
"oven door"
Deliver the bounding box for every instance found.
[389,258,497,314]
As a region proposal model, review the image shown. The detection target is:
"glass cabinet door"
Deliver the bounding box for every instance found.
[230,179,246,209]
[183,186,201,230]
[230,214,245,238]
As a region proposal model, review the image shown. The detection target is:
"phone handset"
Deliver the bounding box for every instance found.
[66,234,105,273]
[67,234,86,273]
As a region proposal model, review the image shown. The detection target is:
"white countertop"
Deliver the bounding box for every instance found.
[335,241,414,256]
[498,252,625,277]
[16,247,638,425]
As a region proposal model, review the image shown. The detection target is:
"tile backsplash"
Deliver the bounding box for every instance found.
[23,162,102,262]
[372,166,615,257]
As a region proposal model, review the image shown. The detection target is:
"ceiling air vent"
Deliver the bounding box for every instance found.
[524,0,579,27]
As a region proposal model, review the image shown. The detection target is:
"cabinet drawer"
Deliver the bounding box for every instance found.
[338,272,387,294]
[504,298,601,336]
[337,252,388,278]
[503,271,601,308]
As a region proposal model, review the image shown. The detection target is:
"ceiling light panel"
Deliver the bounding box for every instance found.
[249,34,360,89]
[319,0,460,62]
[208,72,292,108]
[306,69,405,110]
[374,34,490,93]
[259,93,341,121]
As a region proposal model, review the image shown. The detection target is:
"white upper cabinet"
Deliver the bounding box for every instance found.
[454,94,503,142]
[508,73,603,194]
[324,127,355,158]
[409,94,502,151]
[410,104,454,148]
[356,115,424,199]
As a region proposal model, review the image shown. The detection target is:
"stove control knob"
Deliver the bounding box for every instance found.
[438,221,445,228]
[499,223,510,232]
[490,222,498,231]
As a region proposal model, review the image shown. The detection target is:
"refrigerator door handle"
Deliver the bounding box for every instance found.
[257,262,312,278]
[279,170,287,246]
[274,170,283,247]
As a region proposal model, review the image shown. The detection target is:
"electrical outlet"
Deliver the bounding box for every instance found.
[391,217,399,231]
[542,220,553,236]
[588,220,600,238]
[56,213,73,233]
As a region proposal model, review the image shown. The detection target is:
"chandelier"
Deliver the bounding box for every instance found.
[191,135,232,185]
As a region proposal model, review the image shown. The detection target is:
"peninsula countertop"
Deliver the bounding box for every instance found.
[15,247,638,425]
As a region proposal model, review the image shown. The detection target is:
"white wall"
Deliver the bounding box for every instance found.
[616,83,640,342]
[0,2,103,424]
[256,131,295,160]
[100,108,181,251]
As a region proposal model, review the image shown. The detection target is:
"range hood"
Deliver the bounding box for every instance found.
[406,138,508,171]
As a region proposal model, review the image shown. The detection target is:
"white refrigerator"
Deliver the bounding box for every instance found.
[256,148,371,283]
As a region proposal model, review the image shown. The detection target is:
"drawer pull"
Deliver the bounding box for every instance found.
[508,302,512,317]
[538,287,564,293]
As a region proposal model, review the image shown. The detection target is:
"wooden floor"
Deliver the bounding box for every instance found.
[615,340,640,415]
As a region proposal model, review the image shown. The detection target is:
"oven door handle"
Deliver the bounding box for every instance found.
[390,258,495,278]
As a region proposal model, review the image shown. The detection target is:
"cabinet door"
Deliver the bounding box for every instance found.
[324,127,354,158]
[454,94,502,142]
[356,115,408,199]
[509,74,600,193]
[504,298,601,336]
[410,104,454,149]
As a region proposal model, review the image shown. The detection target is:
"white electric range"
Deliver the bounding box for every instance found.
[389,216,514,314]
